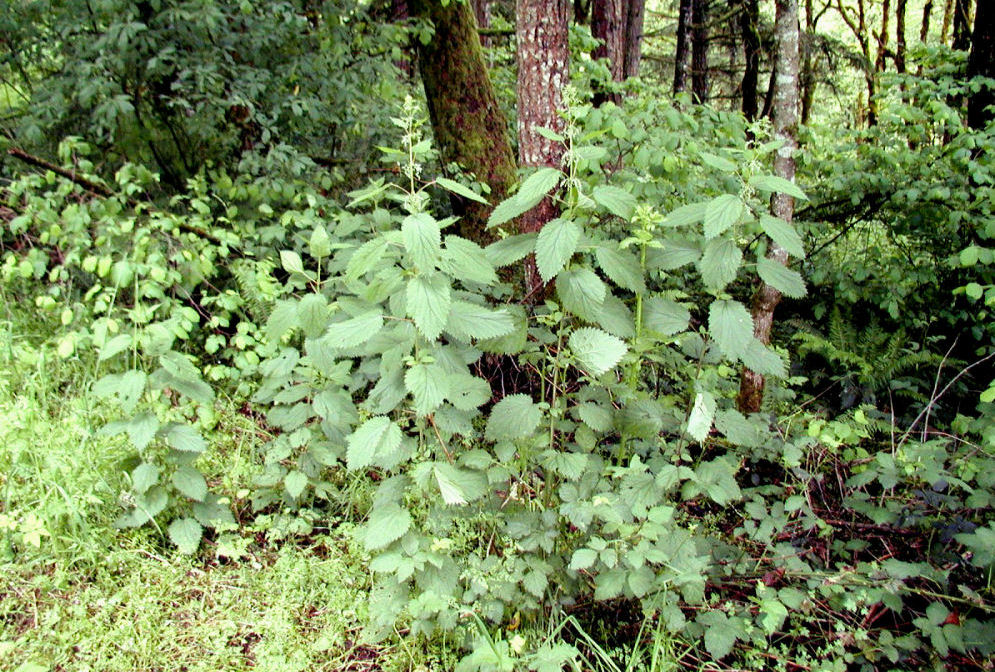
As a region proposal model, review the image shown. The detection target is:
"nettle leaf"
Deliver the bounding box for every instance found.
[162,423,207,453]
[172,465,207,502]
[577,402,613,432]
[280,250,306,275]
[664,202,708,228]
[740,338,787,378]
[266,299,298,341]
[594,244,645,294]
[595,294,636,339]
[406,273,451,340]
[642,297,690,335]
[346,416,402,470]
[699,611,739,659]
[652,235,701,270]
[131,462,159,494]
[715,409,760,446]
[157,351,214,405]
[749,174,808,200]
[698,237,743,291]
[693,458,742,505]
[446,374,492,410]
[402,212,442,270]
[446,302,515,341]
[535,218,581,282]
[592,185,636,220]
[483,233,537,267]
[757,257,807,298]
[704,194,746,239]
[569,548,598,571]
[323,311,383,349]
[759,214,805,258]
[436,176,489,204]
[440,236,498,285]
[126,413,159,451]
[488,167,562,228]
[309,225,332,259]
[569,327,628,376]
[556,267,607,321]
[434,463,487,505]
[404,363,449,415]
[93,370,146,414]
[485,394,541,441]
[297,293,329,339]
[98,333,132,362]
[364,503,411,550]
[168,517,203,555]
[345,237,389,281]
[687,391,716,442]
[709,299,753,360]
[700,151,738,172]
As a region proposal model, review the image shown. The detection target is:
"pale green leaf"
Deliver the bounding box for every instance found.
[280,250,305,275]
[402,212,441,270]
[322,311,383,349]
[517,167,563,206]
[168,517,203,554]
[98,334,133,362]
[436,176,488,204]
[364,503,411,550]
[642,297,690,335]
[483,233,536,267]
[740,338,786,377]
[445,301,515,341]
[594,244,645,294]
[172,465,207,502]
[346,416,402,470]
[535,218,581,282]
[687,391,716,441]
[664,202,708,228]
[297,293,329,339]
[700,151,738,172]
[446,374,492,410]
[709,299,753,360]
[345,237,389,281]
[757,257,807,298]
[440,236,498,285]
[162,423,207,453]
[592,185,636,220]
[698,237,743,291]
[652,235,701,269]
[749,174,808,200]
[266,299,298,342]
[284,470,308,500]
[309,225,331,258]
[569,548,598,571]
[406,273,451,340]
[704,194,746,239]
[131,462,159,495]
[92,370,147,414]
[759,214,805,258]
[433,463,487,505]
[485,394,541,441]
[569,327,628,376]
[404,363,449,415]
[556,267,606,321]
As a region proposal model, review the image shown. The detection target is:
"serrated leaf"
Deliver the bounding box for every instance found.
[284,470,308,500]
[709,299,754,360]
[694,458,742,505]
[346,416,402,470]
[592,185,636,220]
[594,245,645,294]
[488,168,562,228]
[168,517,203,554]
[406,273,451,340]
[404,363,449,415]
[740,338,786,377]
[485,394,541,441]
[642,297,690,335]
[446,374,492,410]
[569,548,598,571]
[749,174,807,200]
[297,293,329,339]
[92,370,147,414]
[653,235,701,269]
[172,465,207,502]
[698,237,743,291]
[700,151,738,172]
[556,267,606,321]
[759,214,805,258]
[532,644,579,672]
[569,327,628,376]
[704,194,746,239]
[715,409,760,446]
[126,413,159,451]
[280,250,305,275]
[687,391,716,441]
[445,301,514,341]
[322,311,383,349]
[266,299,298,342]
[309,225,331,258]
[131,462,159,494]
[440,236,498,285]
[701,612,738,659]
[523,570,548,597]
[162,423,207,453]
[98,334,133,362]
[663,202,708,228]
[483,233,537,267]
[594,568,626,600]
[436,176,488,204]
[157,351,214,404]
[433,463,487,505]
[364,503,411,550]
[757,257,807,298]
[402,212,441,270]
[345,237,389,281]
[594,293,636,338]
[535,218,581,282]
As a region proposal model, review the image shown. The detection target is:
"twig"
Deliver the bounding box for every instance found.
[921,337,958,442]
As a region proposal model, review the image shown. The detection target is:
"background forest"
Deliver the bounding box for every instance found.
[2,0,995,670]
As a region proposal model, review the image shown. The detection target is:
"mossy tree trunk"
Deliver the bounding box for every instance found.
[968,0,994,129]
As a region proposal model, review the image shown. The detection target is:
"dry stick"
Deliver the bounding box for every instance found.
[921,336,958,442]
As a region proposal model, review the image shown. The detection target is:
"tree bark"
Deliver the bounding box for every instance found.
[592,0,625,106]
[895,0,907,73]
[941,0,955,46]
[738,0,800,413]
[623,0,647,79]
[472,0,492,47]
[516,0,570,291]
[967,0,994,129]
[874,0,892,74]
[673,0,694,95]
[801,0,816,124]
[691,0,710,104]
[953,0,973,51]
[409,0,517,243]
[740,0,761,120]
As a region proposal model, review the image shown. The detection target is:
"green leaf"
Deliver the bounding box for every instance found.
[266,299,298,342]
[700,151,738,172]
[402,212,441,270]
[92,370,147,414]
[664,202,708,228]
[642,297,690,336]
[740,338,787,377]
[488,167,562,228]
[759,596,789,635]
[749,174,807,200]
[98,334,133,362]
[594,294,636,338]
[757,257,806,298]
[297,293,330,339]
[433,463,487,505]
[484,233,537,267]
[346,416,402,470]
[280,250,305,275]
[131,462,159,494]
[168,517,203,554]
[653,235,701,269]
[446,374,492,410]
[157,351,214,404]
[594,244,646,294]
[687,391,716,441]
[535,218,581,282]
[309,225,332,259]
[759,214,805,258]
[126,413,159,451]
[284,470,308,500]
[698,237,743,291]
[440,236,498,285]
[436,176,488,204]
[701,612,738,659]
[445,301,515,341]
[345,237,389,281]
[569,327,628,376]
[172,465,207,502]
[715,409,760,446]
[405,363,449,415]
[485,394,541,441]
[704,194,746,239]
[694,458,742,505]
[709,299,754,360]
[569,548,598,571]
[162,423,207,453]
[364,503,411,550]
[556,267,606,321]
[406,273,451,340]
[322,311,383,349]
[592,185,636,220]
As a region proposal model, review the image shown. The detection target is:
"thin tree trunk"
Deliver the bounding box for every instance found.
[472,0,492,47]
[738,0,800,413]
[575,0,591,23]
[801,0,816,123]
[896,0,907,73]
[953,0,973,51]
[874,0,892,74]
[968,0,994,129]
[592,0,625,106]
[673,0,694,95]
[941,0,955,45]
[918,0,933,76]
[691,0,710,103]
[409,0,517,243]
[623,0,647,79]
[740,0,761,120]
[517,0,570,291]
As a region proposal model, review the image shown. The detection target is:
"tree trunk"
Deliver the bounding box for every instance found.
[691,0,710,103]
[968,0,994,129]
[517,0,570,291]
[673,0,694,95]
[941,0,954,45]
[592,0,625,106]
[801,0,816,124]
[623,0,647,79]
[953,0,973,51]
[874,0,891,74]
[738,0,800,413]
[896,0,907,73]
[740,0,761,120]
[472,0,492,47]
[409,0,517,244]
[921,0,934,44]
[575,0,591,23]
